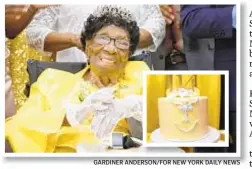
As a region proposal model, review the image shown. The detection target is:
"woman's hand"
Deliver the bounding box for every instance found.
[70,87,142,140]
[5,4,57,39]
[86,91,143,139]
[5,5,58,19]
[82,88,119,139]
[159,5,175,24]
[83,87,115,106]
[116,95,143,122]
[63,99,95,126]
[138,29,153,48]
[63,88,114,126]
[30,4,59,11]
[44,32,83,52]
[70,34,83,50]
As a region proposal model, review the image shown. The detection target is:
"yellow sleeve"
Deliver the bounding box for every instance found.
[5,69,72,152]
[7,69,54,119]
[17,82,50,114]
[5,82,65,152]
[15,68,75,114]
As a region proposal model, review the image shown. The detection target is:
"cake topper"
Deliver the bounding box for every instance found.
[166,75,199,96]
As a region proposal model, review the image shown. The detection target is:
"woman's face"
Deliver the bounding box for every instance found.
[85,25,130,76]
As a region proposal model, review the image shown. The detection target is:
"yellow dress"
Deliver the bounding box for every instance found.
[8,32,53,109]
[5,61,150,153]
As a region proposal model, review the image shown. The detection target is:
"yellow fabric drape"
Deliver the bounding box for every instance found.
[146,75,167,133]
[146,74,221,133]
[8,31,53,109]
[5,61,150,153]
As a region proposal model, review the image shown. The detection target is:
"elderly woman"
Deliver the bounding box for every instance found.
[5,5,149,153]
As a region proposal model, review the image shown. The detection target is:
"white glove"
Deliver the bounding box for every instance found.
[87,88,122,140]
[89,94,143,140]
[64,87,143,143]
[63,88,114,126]
[63,100,94,126]
[119,95,143,122]
[83,87,115,111]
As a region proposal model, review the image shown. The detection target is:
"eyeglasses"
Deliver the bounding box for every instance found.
[93,35,130,50]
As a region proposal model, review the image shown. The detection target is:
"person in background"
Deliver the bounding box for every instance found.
[5,4,54,118]
[153,5,186,70]
[181,5,236,152]
[26,5,166,65]
[5,5,54,153]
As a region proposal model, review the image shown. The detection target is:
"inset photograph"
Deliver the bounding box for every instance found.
[143,71,229,148]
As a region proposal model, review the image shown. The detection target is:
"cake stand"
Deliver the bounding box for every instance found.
[150,126,220,143]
